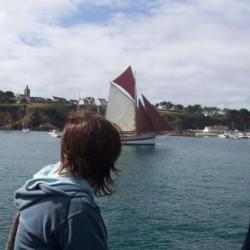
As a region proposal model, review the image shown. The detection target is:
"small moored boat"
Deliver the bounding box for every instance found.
[49,129,61,138]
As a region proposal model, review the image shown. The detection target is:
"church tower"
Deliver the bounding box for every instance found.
[24,85,30,103]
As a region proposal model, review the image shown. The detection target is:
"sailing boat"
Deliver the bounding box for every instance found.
[105,66,173,145]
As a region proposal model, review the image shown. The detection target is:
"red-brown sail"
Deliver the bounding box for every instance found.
[136,100,154,134]
[142,95,173,131]
[113,66,135,99]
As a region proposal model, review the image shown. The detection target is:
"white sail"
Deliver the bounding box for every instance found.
[106,83,136,132]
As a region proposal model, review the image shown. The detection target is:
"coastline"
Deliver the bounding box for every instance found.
[0,103,248,136]
[1,129,247,140]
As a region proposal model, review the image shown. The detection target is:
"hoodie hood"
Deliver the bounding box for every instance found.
[15,162,95,211]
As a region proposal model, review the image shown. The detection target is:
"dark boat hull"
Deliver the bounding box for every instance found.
[122,134,155,145]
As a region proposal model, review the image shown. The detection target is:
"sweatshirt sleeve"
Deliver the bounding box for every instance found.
[60,207,108,250]
[242,222,250,250]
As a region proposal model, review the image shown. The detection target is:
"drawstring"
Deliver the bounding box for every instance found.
[4,213,20,250]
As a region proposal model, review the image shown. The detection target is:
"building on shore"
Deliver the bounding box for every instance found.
[52,96,68,103]
[96,98,108,106]
[30,97,53,103]
[16,85,30,104]
[78,97,107,106]
[78,97,95,105]
[14,86,108,106]
[203,125,229,134]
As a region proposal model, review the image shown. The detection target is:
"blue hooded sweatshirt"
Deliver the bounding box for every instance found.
[14,162,108,250]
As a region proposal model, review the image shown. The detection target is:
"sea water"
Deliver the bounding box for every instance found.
[0,131,250,249]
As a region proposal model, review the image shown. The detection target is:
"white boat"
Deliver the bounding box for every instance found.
[22,128,30,133]
[234,132,249,139]
[218,131,249,139]
[218,134,229,138]
[105,66,173,145]
[49,129,61,138]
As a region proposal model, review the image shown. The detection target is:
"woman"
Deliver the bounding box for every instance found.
[242,222,250,249]
[13,111,121,249]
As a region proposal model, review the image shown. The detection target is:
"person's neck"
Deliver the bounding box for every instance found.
[86,178,96,189]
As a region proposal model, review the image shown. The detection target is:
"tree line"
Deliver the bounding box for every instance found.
[1,91,250,131]
[155,101,222,115]
[156,101,250,131]
[0,90,15,103]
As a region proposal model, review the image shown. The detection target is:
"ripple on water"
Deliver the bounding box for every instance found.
[1,133,250,249]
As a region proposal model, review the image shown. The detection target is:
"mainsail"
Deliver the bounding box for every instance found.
[142,95,173,132]
[106,67,136,132]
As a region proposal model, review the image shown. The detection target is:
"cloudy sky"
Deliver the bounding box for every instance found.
[0,0,249,108]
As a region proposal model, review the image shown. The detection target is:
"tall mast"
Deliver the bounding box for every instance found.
[133,68,138,133]
[23,98,29,129]
[77,90,80,111]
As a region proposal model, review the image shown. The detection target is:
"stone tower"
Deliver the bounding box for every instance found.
[24,85,30,103]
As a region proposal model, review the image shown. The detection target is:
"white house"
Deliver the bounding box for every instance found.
[203,125,229,133]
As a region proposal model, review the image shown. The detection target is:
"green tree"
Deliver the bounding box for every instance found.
[161,101,173,109]
[173,104,184,112]
[238,109,250,131]
[185,104,203,115]
[5,91,15,98]
[203,106,219,116]
[225,109,239,130]
[155,101,174,110]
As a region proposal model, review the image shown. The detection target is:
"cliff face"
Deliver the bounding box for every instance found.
[0,104,77,130]
[1,104,227,131]
[0,105,25,128]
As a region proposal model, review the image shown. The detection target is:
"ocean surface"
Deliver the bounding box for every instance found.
[0,131,250,249]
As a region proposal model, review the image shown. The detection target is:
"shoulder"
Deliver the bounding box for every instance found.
[66,194,101,220]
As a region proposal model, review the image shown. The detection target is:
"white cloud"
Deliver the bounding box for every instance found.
[0,0,249,108]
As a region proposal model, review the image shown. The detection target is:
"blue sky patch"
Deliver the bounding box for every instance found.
[58,1,160,26]
[19,33,47,47]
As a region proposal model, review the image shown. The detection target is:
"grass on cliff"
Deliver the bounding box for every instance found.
[0,103,106,130]
[0,103,228,130]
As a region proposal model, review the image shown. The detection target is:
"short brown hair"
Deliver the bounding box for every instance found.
[59,111,121,196]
